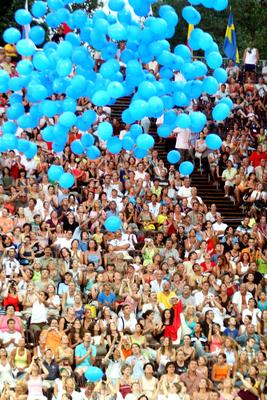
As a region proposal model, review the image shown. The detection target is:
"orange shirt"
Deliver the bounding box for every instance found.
[212,363,231,381]
[40,329,62,356]
[0,217,14,234]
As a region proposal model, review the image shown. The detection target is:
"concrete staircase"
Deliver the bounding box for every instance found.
[110,98,243,229]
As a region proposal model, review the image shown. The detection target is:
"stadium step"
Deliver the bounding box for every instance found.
[110,97,243,229]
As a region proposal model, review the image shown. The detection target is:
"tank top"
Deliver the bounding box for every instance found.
[15,348,28,369]
[245,48,257,65]
[119,382,132,398]
[27,375,44,398]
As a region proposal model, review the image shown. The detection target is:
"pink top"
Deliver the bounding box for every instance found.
[0,316,22,333]
[210,335,223,353]
[27,375,44,398]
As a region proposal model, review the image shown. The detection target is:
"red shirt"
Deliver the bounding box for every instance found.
[250,150,267,168]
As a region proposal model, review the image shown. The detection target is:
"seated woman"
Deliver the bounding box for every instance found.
[211,353,231,384]
[55,335,74,367]
[10,337,31,379]
[39,318,62,357]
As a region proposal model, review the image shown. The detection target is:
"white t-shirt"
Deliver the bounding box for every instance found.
[175,128,191,150]
[177,186,192,198]
[0,330,22,353]
[30,301,48,324]
[232,291,253,313]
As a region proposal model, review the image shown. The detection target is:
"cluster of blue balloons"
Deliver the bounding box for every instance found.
[1,0,230,185]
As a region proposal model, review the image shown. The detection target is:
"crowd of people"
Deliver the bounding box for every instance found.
[0,24,266,400]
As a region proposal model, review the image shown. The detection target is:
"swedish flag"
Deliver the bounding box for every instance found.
[223,11,240,64]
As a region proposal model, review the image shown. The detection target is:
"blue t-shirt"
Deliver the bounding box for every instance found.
[75,343,97,367]
[97,292,116,306]
[224,327,239,339]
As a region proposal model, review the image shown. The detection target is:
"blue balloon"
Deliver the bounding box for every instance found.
[193,60,208,77]
[176,113,191,129]
[213,68,227,84]
[173,92,189,107]
[24,142,37,159]
[58,112,76,128]
[129,100,149,120]
[42,126,54,142]
[92,91,110,107]
[108,24,127,41]
[136,134,154,150]
[174,44,191,61]
[213,0,228,11]
[61,98,76,113]
[17,139,30,153]
[16,59,33,75]
[109,0,125,11]
[206,51,222,69]
[56,58,73,77]
[190,111,207,133]
[107,137,122,154]
[130,124,143,138]
[7,103,24,120]
[203,76,218,95]
[98,122,113,141]
[81,133,94,148]
[48,165,64,181]
[205,134,222,150]
[167,150,181,164]
[161,11,178,27]
[2,121,17,135]
[122,135,135,151]
[212,103,230,121]
[16,39,36,57]
[82,110,97,125]
[164,110,176,126]
[199,32,213,51]
[134,147,148,158]
[32,1,47,17]
[157,125,172,138]
[118,8,132,24]
[57,41,73,59]
[71,140,84,155]
[104,216,122,233]
[72,9,87,29]
[27,84,48,102]
[9,77,24,92]
[29,26,45,45]
[59,173,75,189]
[220,97,234,110]
[147,17,168,40]
[3,28,21,44]
[2,134,18,150]
[33,53,50,71]
[148,96,164,118]
[86,146,101,160]
[138,81,156,100]
[179,161,194,176]
[15,9,32,25]
[107,81,124,99]
[182,6,201,25]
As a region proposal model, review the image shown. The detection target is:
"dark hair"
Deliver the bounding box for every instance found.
[162,308,174,325]
[165,361,176,372]
[143,362,155,371]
